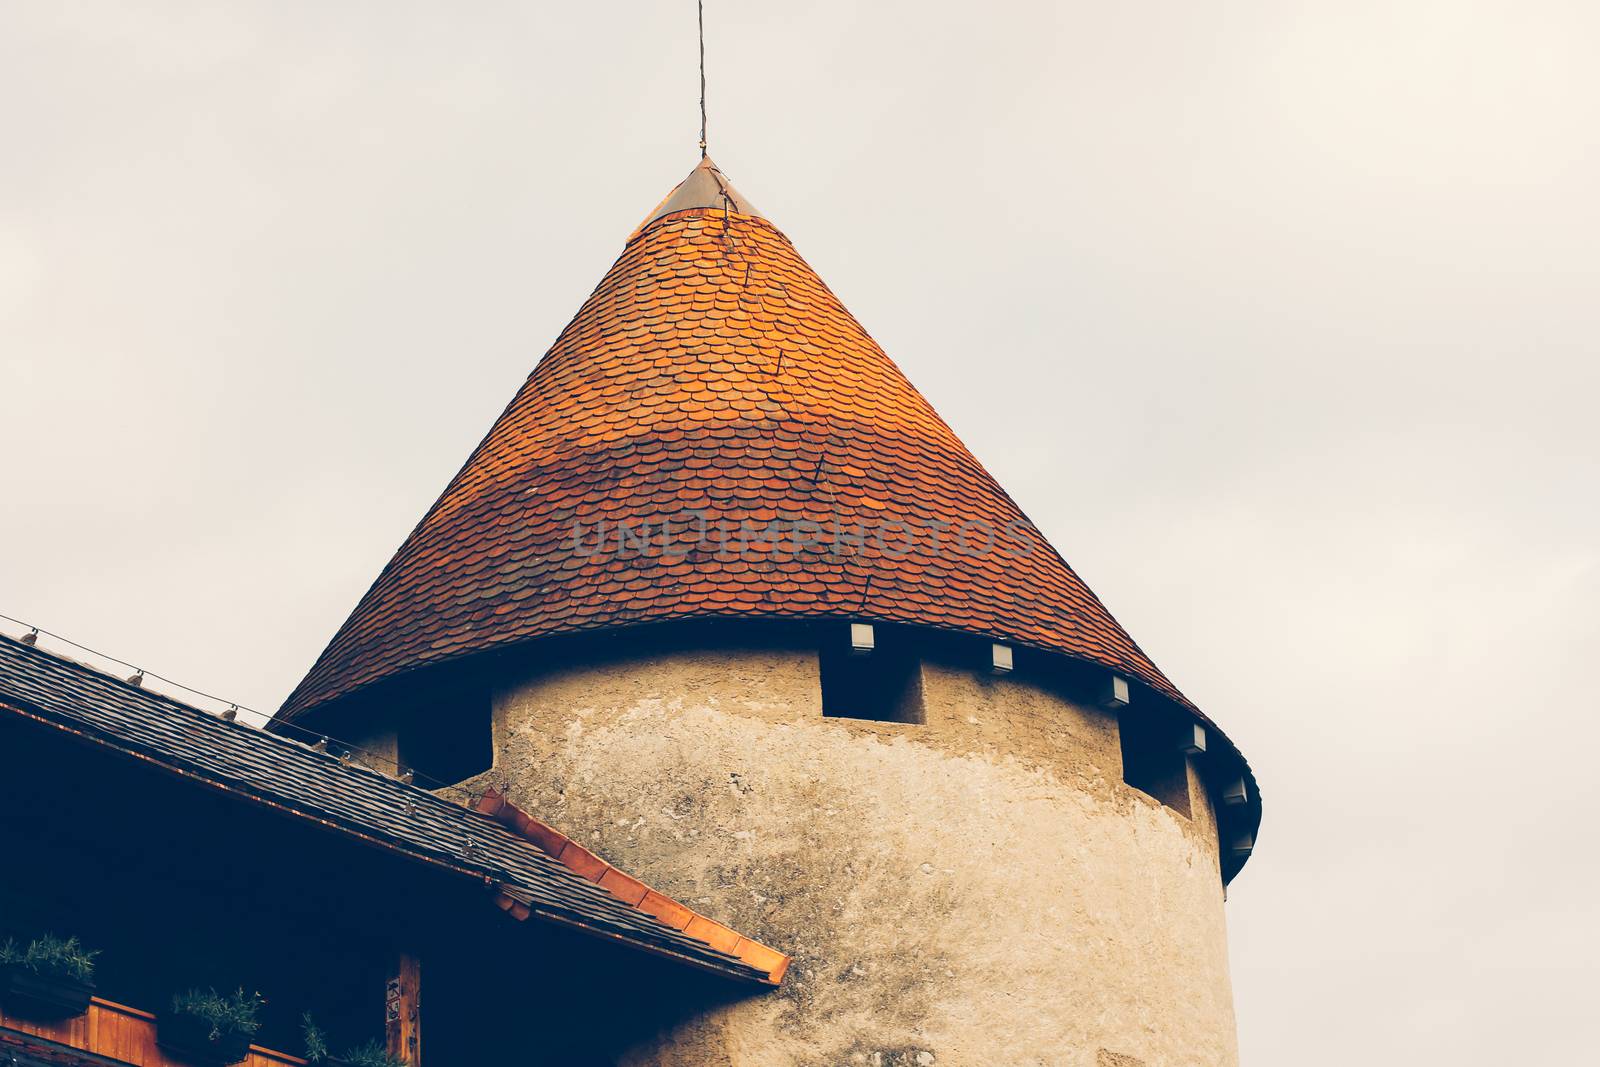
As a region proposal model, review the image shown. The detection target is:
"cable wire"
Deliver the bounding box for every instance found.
[698,0,708,157]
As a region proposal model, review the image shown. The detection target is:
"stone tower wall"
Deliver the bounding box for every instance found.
[472,634,1238,1067]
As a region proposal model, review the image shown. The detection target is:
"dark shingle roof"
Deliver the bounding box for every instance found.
[0,634,775,985]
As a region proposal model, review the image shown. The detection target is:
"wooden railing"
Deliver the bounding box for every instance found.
[0,996,306,1066]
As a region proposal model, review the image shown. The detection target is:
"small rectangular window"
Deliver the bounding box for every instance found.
[1118,712,1191,817]
[398,691,494,787]
[820,629,924,723]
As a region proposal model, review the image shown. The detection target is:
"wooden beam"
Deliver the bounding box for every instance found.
[385,953,421,1065]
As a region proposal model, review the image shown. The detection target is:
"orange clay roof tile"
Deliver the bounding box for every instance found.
[278,161,1213,744]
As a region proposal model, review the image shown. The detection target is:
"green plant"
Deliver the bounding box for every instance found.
[299,1013,403,1066]
[301,1012,331,1063]
[169,988,264,1042]
[0,934,99,983]
[337,1041,406,1067]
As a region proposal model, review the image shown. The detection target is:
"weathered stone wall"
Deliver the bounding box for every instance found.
[476,636,1238,1067]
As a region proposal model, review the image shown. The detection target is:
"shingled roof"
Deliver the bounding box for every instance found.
[0,633,786,985]
[278,158,1207,729]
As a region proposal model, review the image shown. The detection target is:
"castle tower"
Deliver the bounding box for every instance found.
[275,158,1261,1066]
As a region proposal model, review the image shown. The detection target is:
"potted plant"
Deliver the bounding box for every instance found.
[159,988,263,1065]
[303,1014,407,1067]
[0,934,99,1018]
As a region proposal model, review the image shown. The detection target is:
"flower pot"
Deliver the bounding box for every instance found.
[156,1012,254,1066]
[0,965,95,1019]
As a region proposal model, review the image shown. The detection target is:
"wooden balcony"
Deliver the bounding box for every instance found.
[0,997,306,1067]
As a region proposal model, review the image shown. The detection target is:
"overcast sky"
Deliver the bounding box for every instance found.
[3,2,1597,1062]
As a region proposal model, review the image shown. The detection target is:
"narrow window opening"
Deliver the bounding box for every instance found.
[820,630,924,724]
[398,690,493,787]
[1118,712,1191,817]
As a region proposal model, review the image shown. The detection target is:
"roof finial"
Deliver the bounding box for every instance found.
[698,0,708,158]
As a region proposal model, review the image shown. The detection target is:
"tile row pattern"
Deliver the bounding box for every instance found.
[280,204,1202,730]
[0,635,776,985]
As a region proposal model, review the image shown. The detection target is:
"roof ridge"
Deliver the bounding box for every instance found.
[0,632,480,805]
[0,631,252,729]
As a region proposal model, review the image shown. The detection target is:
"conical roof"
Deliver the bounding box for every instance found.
[279,161,1195,723]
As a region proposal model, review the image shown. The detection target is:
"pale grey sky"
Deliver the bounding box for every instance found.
[3,2,1597,1062]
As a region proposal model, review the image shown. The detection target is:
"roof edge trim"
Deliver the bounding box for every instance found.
[476,787,790,985]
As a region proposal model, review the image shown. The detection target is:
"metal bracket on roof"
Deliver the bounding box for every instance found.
[1100,674,1131,709]
[849,622,875,656]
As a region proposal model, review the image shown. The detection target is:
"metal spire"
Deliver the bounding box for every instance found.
[698,1,708,157]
